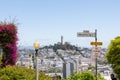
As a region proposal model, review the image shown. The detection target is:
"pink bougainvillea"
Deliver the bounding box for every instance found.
[0,23,18,67]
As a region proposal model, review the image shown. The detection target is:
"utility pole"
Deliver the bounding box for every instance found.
[90,30,102,80]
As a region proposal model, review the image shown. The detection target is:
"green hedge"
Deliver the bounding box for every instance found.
[62,71,105,80]
[0,66,51,80]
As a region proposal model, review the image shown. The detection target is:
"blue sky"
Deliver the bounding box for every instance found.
[0,0,120,48]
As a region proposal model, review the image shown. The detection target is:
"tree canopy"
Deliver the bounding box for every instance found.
[42,42,79,52]
[106,36,120,79]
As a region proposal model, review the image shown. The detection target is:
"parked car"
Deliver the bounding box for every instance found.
[101,70,111,80]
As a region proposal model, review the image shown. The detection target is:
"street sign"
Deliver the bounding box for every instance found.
[90,42,102,46]
[77,30,95,37]
[92,47,101,56]
[92,47,101,52]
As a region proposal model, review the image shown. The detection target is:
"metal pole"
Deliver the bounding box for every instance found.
[35,49,39,80]
[55,60,56,75]
[95,29,97,80]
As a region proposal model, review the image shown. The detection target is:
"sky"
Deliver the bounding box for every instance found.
[0,0,120,48]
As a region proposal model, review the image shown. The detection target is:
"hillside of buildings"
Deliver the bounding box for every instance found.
[15,41,111,80]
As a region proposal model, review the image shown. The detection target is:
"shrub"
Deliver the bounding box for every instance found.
[63,71,105,80]
[0,66,51,80]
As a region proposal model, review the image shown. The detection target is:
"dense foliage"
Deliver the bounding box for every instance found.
[0,22,18,67]
[106,36,120,79]
[62,71,105,80]
[43,42,79,52]
[0,56,2,67]
[0,66,51,80]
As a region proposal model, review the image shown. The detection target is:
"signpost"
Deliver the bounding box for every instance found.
[77,29,103,80]
[92,47,101,55]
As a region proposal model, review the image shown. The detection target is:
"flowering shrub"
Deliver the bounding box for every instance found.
[0,22,18,67]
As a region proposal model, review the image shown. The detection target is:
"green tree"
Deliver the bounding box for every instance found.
[0,56,2,67]
[42,41,79,52]
[106,36,120,79]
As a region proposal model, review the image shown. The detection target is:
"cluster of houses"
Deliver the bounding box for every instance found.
[16,47,108,78]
